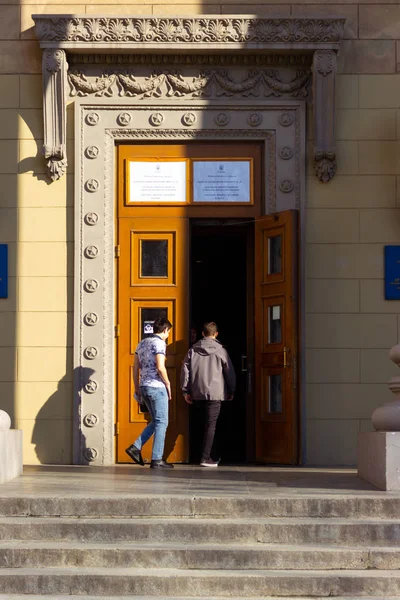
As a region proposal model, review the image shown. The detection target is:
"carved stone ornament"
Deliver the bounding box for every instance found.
[85,178,99,192]
[42,49,68,182]
[279,112,294,127]
[33,17,345,47]
[85,145,99,159]
[84,346,99,360]
[313,50,337,182]
[84,312,98,326]
[35,16,344,185]
[182,112,197,127]
[279,146,294,160]
[84,278,99,293]
[83,413,99,428]
[279,179,294,193]
[84,447,98,461]
[84,379,98,394]
[84,212,99,226]
[84,245,99,259]
[149,112,164,127]
[67,68,311,100]
[215,113,230,127]
[86,112,100,126]
[117,111,132,126]
[248,113,262,127]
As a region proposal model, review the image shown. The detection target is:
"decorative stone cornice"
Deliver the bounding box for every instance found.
[34,15,344,182]
[33,16,345,51]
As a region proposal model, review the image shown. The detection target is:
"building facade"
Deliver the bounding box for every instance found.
[0,0,399,466]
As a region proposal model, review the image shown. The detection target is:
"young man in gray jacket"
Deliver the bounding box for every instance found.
[181,322,236,467]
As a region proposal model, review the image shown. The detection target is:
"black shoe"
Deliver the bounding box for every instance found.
[150,459,174,469]
[125,445,144,466]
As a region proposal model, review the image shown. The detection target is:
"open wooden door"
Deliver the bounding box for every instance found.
[117,216,189,463]
[255,210,299,464]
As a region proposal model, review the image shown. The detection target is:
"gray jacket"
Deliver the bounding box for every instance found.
[180,338,236,401]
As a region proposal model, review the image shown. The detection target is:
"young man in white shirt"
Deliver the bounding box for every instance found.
[126,317,173,469]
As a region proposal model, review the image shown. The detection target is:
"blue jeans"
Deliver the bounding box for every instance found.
[133,386,169,461]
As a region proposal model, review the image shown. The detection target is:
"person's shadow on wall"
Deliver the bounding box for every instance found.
[31,367,94,464]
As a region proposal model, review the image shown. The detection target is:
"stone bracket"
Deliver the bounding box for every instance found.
[42,48,68,182]
[313,50,337,183]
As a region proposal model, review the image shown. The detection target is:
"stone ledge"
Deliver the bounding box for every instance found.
[358,431,400,491]
[0,430,23,484]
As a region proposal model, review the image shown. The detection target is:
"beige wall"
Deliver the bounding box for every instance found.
[0,0,399,465]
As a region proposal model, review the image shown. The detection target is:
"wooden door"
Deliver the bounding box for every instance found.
[117,216,189,463]
[255,210,299,464]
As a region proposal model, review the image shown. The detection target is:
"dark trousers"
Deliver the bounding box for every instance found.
[193,400,221,461]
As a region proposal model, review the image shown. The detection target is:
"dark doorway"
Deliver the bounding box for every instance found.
[189,220,253,464]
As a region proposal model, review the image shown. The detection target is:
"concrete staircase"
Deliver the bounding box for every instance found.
[0,495,400,598]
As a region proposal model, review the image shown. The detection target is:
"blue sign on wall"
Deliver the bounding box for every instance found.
[0,245,7,299]
[385,246,400,300]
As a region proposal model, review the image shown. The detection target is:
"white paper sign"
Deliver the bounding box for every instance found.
[130,161,186,203]
[193,160,251,203]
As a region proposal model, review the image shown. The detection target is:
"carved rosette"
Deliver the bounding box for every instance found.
[84,379,98,394]
[84,447,98,461]
[83,413,99,428]
[84,312,98,326]
[313,50,337,182]
[42,49,68,182]
[85,212,99,226]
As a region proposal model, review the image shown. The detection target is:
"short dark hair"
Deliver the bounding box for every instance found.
[203,322,218,336]
[153,317,172,334]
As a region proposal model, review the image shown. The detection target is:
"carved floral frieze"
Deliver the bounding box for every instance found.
[68,68,311,100]
[33,17,345,46]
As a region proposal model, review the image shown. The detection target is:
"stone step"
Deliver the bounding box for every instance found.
[0,598,398,600]
[1,495,400,519]
[0,597,399,600]
[0,541,400,570]
[1,517,400,546]
[1,568,400,596]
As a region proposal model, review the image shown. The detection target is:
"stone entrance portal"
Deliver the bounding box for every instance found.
[32,16,345,465]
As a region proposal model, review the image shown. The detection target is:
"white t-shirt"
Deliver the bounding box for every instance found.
[135,334,166,388]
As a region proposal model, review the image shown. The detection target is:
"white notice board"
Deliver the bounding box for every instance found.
[193,160,251,203]
[129,161,187,203]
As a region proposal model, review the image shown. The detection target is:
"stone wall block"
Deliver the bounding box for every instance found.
[307,383,392,419]
[361,279,400,313]
[306,279,360,313]
[360,6,400,40]
[359,141,400,175]
[306,313,398,349]
[336,74,358,109]
[0,6,20,40]
[306,348,360,383]
[306,243,384,279]
[17,347,72,382]
[359,74,400,109]
[360,208,400,242]
[306,175,396,208]
[0,42,40,74]
[307,419,359,466]
[336,109,396,141]
[338,40,395,74]
[306,209,359,243]
[18,277,70,312]
[361,349,400,383]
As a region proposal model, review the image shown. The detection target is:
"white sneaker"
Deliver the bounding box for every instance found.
[200,459,219,467]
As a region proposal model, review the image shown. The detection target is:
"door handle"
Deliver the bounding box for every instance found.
[283,347,291,368]
[241,354,247,372]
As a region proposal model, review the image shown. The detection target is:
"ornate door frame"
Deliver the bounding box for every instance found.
[33,16,345,465]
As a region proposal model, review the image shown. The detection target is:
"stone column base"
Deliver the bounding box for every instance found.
[0,430,23,484]
[358,431,400,491]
